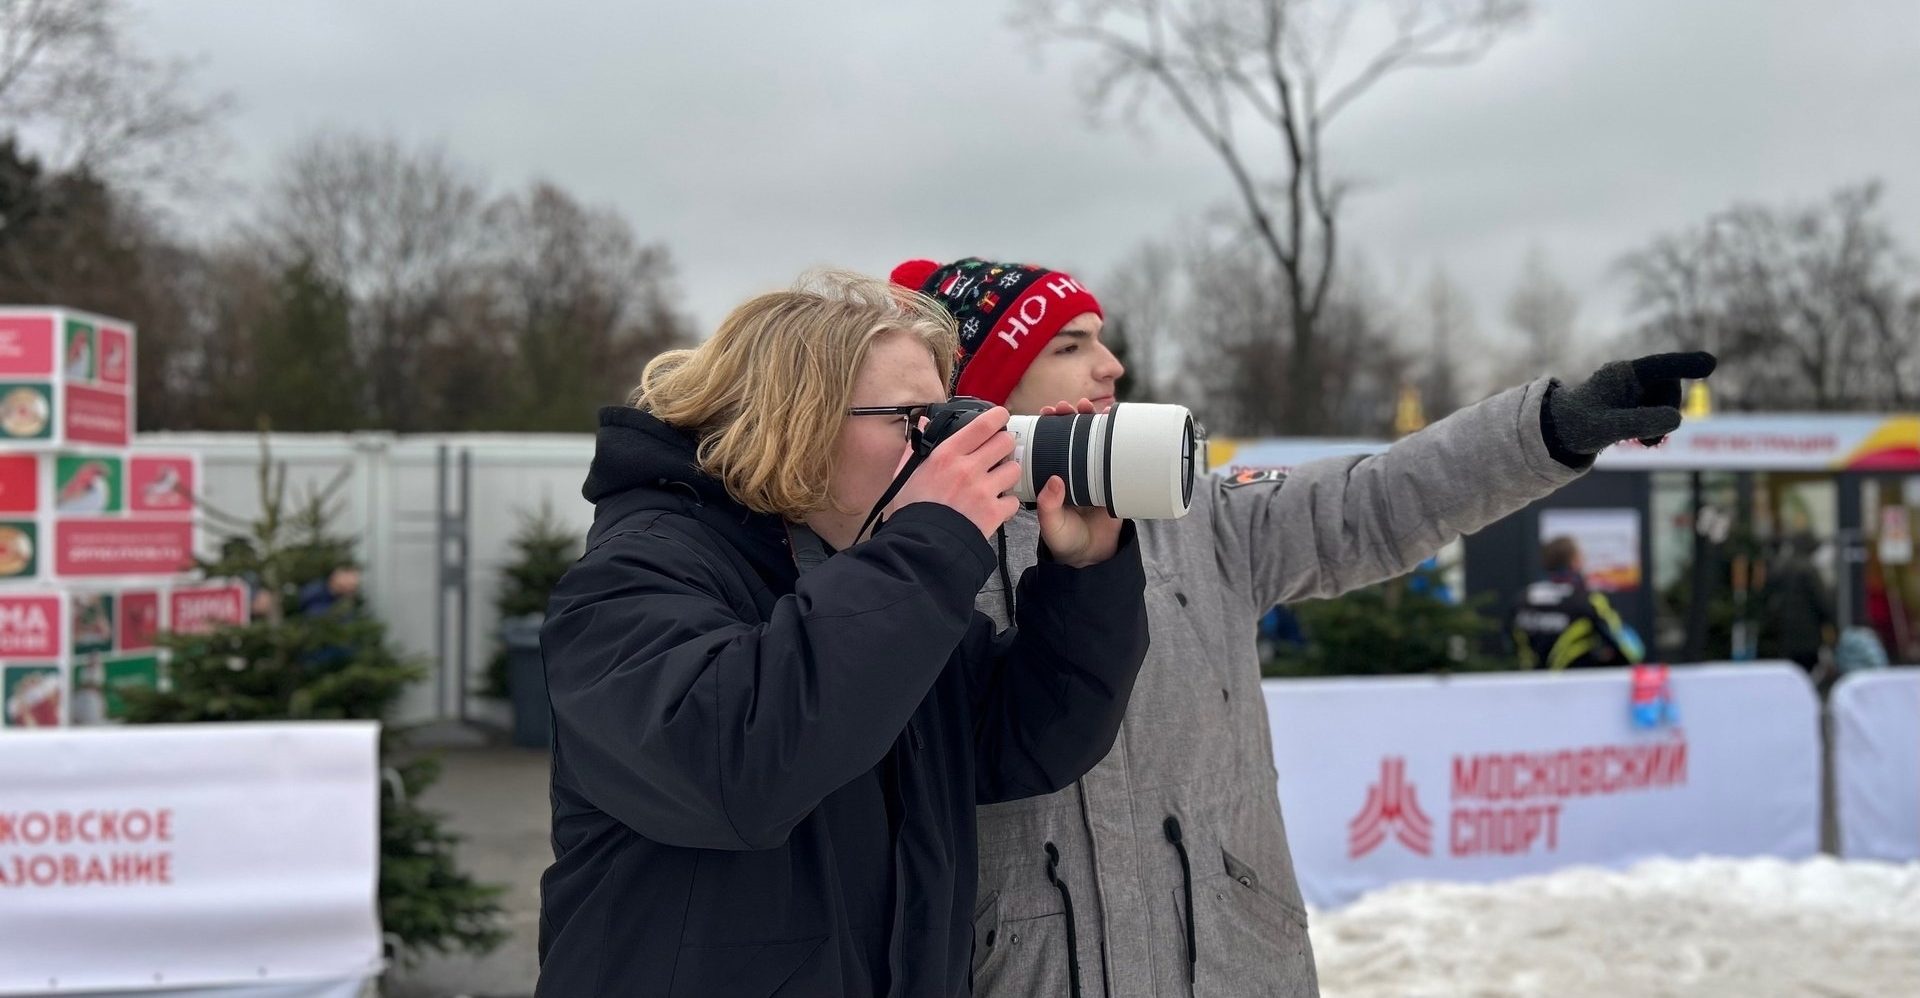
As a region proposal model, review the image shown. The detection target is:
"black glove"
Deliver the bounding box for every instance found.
[1541,352,1717,468]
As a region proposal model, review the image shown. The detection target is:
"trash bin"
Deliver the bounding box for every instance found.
[500,614,550,749]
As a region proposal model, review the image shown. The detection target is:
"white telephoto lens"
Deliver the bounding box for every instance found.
[1004,402,1196,519]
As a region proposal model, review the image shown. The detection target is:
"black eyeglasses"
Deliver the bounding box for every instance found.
[846,403,934,441]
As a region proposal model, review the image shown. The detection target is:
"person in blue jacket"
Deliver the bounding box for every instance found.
[535,271,1150,997]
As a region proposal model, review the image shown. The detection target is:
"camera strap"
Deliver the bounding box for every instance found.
[856,423,937,544]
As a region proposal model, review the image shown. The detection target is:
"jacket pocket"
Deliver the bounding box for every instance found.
[970,889,1003,988]
[971,889,1075,998]
[1220,846,1308,925]
[667,935,827,998]
[1166,852,1316,997]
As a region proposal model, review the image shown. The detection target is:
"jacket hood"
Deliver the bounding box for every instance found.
[582,405,793,584]
[583,405,738,508]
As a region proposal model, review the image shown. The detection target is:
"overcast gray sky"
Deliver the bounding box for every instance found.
[135,0,1919,368]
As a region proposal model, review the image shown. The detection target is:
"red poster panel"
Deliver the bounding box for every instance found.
[0,315,56,376]
[168,582,249,636]
[63,383,131,447]
[128,454,195,515]
[54,519,194,576]
[0,594,62,658]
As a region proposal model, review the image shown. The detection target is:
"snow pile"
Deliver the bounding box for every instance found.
[1309,856,1920,998]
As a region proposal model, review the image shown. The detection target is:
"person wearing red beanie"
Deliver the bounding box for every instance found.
[889,257,1118,410]
[893,255,1714,998]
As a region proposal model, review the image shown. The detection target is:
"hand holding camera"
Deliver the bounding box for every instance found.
[870,393,1198,548]
[886,403,1023,540]
[914,396,1197,519]
[1034,398,1125,567]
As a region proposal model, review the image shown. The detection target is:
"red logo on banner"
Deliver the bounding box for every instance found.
[0,455,38,514]
[54,520,194,576]
[0,595,61,658]
[62,384,130,446]
[120,590,161,651]
[98,327,131,385]
[168,584,248,636]
[1349,756,1434,858]
[128,456,194,515]
[0,315,56,376]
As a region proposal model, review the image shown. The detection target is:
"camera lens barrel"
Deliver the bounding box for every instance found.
[919,398,1196,519]
[1008,403,1195,519]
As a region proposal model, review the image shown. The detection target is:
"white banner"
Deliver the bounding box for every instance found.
[1831,668,1920,862]
[1206,414,1920,476]
[1591,414,1919,471]
[1263,664,1822,909]
[0,722,383,995]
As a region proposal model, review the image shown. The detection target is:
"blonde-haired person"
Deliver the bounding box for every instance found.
[536,271,1150,997]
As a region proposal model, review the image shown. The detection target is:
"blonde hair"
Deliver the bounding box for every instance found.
[633,270,957,520]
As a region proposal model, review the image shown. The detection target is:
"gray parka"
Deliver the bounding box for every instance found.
[969,379,1585,998]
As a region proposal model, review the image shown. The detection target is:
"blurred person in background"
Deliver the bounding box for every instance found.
[1758,532,1836,681]
[1510,536,1643,671]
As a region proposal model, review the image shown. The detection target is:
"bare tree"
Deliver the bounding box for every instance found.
[1176,223,1405,436]
[1499,244,1578,386]
[1321,267,1412,436]
[1177,227,1292,434]
[1618,181,1918,411]
[244,133,696,432]
[1100,238,1182,401]
[0,134,226,429]
[0,0,227,198]
[258,134,490,431]
[169,243,280,428]
[1419,265,1475,417]
[477,180,690,429]
[0,1,106,109]
[1022,0,1529,432]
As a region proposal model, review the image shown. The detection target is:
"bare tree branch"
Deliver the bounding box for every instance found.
[1022,0,1531,432]
[1617,181,1918,411]
[0,0,227,200]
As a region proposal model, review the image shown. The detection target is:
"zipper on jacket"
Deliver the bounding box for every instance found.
[1163,816,1196,985]
[1044,841,1084,998]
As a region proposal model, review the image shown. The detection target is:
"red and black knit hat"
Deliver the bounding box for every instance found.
[889,257,1103,405]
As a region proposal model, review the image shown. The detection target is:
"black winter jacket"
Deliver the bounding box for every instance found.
[536,406,1149,997]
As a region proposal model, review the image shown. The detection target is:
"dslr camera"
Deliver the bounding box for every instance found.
[920,397,1198,519]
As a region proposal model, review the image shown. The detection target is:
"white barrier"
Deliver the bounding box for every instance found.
[1831,667,1920,862]
[1262,664,1822,909]
[0,723,382,995]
